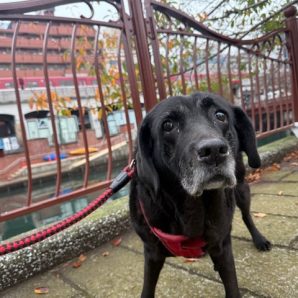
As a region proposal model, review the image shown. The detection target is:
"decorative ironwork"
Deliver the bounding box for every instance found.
[0,0,296,223]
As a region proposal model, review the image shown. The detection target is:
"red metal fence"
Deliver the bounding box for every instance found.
[0,0,297,222]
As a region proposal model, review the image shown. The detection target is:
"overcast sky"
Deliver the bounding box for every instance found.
[0,0,112,21]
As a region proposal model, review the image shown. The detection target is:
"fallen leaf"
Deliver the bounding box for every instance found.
[34,287,49,294]
[246,162,284,183]
[111,238,122,247]
[283,150,298,162]
[265,163,280,172]
[102,251,110,257]
[278,191,283,196]
[246,172,261,183]
[71,254,87,268]
[253,212,267,218]
[183,258,199,263]
[284,156,292,162]
[72,261,82,268]
[78,254,87,263]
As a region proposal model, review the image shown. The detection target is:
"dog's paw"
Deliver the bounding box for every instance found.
[254,236,272,251]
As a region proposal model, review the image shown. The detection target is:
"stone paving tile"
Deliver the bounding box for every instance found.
[249,193,298,217]
[114,208,298,296]
[55,234,225,298]
[1,225,297,298]
[168,239,298,298]
[250,181,298,196]
[123,231,144,253]
[259,169,295,182]
[121,221,298,297]
[232,210,298,247]
[280,171,298,182]
[1,270,83,298]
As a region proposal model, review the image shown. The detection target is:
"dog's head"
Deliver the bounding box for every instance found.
[136,92,260,197]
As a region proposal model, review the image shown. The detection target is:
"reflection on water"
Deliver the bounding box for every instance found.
[0,160,129,241]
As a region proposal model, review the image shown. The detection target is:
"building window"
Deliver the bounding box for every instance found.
[0,114,20,153]
[25,111,79,145]
[4,82,13,88]
[0,115,15,136]
[26,81,39,88]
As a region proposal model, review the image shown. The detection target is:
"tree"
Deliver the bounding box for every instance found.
[28,26,129,120]
[162,0,297,38]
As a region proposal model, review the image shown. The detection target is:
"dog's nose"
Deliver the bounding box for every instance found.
[196,139,229,165]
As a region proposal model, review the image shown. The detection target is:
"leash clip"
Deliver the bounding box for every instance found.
[129,159,136,170]
[109,160,135,193]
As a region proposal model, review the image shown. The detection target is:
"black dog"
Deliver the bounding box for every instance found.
[129,92,271,298]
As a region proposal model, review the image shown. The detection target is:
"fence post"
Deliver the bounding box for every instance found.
[129,0,158,112]
[284,6,298,123]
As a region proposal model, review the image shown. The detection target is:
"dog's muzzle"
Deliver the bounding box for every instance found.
[180,138,237,196]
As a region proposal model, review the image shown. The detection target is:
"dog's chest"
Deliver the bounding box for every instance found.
[179,197,205,237]
[202,189,235,244]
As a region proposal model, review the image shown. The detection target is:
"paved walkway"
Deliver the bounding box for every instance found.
[2,155,298,297]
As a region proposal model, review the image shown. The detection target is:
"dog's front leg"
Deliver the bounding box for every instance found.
[141,246,165,298]
[209,236,240,298]
[235,182,271,251]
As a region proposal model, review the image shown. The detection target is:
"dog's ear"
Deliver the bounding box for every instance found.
[233,106,261,168]
[136,117,160,197]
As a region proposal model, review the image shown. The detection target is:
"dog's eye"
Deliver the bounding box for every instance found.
[215,111,227,123]
[162,120,174,132]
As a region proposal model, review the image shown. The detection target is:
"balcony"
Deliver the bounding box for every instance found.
[0,69,67,78]
[0,53,71,64]
[17,23,95,37]
[0,37,93,50]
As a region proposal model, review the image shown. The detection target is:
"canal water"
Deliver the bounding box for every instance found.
[0,160,129,241]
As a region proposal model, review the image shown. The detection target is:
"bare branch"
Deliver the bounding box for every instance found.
[206,0,227,17]
[208,0,268,22]
[240,0,298,39]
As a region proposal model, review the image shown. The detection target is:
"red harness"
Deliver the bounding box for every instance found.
[139,201,206,258]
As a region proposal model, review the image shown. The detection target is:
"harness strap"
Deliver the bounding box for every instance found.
[139,200,206,258]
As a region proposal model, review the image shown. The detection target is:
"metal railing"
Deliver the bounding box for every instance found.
[0,0,297,222]
[141,1,296,137]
